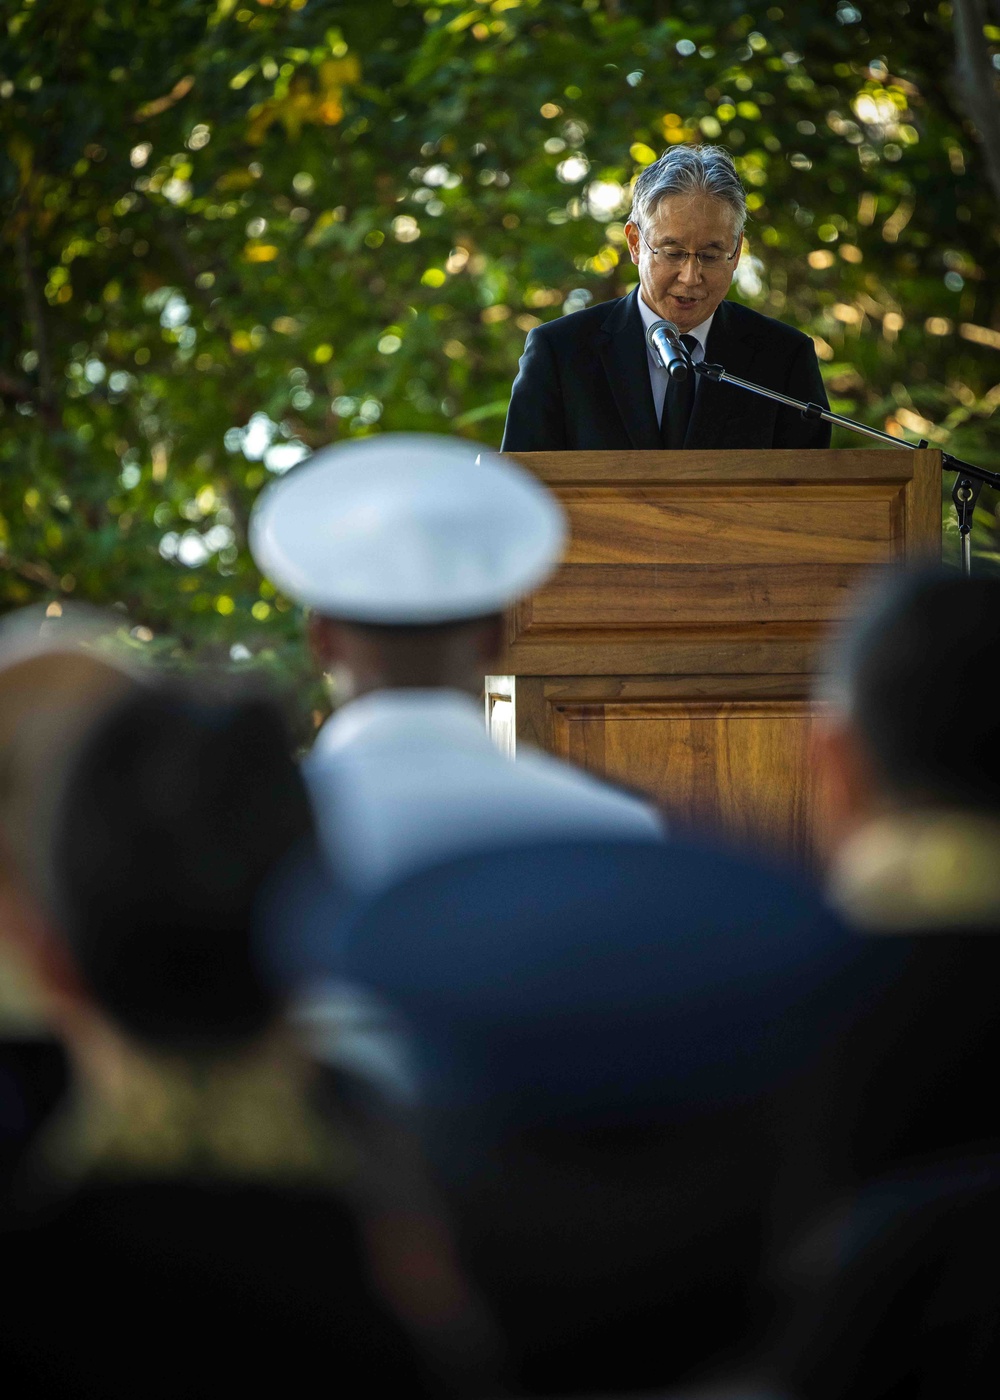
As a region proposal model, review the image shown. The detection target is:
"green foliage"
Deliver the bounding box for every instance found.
[3,0,1000,711]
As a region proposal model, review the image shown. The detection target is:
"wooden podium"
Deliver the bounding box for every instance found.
[487,449,942,863]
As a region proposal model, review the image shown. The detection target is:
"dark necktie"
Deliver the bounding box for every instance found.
[660,334,699,449]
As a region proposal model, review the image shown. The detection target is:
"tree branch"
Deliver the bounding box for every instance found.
[952,0,1000,207]
[0,551,64,592]
[14,218,58,418]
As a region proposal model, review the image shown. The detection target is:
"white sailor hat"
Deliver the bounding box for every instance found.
[248,433,566,624]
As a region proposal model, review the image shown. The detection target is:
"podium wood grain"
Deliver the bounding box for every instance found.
[489,449,941,862]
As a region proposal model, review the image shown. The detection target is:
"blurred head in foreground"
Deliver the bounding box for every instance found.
[772,572,1000,1399]
[2,681,500,1400]
[0,606,137,1037]
[37,687,312,1058]
[816,567,1000,928]
[249,433,565,697]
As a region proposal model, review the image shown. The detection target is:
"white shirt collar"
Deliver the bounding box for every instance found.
[637,291,716,360]
[313,687,489,758]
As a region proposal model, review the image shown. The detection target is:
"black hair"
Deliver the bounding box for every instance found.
[50,688,314,1052]
[838,567,1000,809]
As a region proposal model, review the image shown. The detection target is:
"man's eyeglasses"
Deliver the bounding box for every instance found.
[636,224,741,269]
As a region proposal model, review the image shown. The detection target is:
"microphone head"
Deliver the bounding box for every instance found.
[641,320,689,378]
[644,318,681,351]
[645,319,688,379]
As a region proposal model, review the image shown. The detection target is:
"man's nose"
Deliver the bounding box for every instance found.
[675,254,703,285]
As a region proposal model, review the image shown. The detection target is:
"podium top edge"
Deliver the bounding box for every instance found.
[501,448,938,484]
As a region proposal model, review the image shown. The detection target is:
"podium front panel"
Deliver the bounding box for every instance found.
[493,449,941,862]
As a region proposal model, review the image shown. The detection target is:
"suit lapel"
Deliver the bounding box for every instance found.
[686,299,758,448]
[597,288,661,449]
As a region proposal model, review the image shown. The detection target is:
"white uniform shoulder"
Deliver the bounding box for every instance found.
[509,742,664,838]
[305,691,663,894]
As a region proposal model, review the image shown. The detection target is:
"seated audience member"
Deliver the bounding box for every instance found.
[249,433,663,897]
[1,606,135,1196]
[811,567,1000,1173]
[746,569,1000,1399]
[314,834,867,1396]
[0,688,490,1399]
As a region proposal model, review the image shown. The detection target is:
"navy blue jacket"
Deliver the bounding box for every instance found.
[501,287,831,451]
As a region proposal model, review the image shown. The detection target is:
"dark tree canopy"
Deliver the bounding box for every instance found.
[3,0,999,716]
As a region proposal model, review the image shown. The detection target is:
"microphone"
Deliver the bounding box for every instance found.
[645,319,691,380]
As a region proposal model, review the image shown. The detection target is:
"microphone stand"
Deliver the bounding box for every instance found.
[689,353,1000,578]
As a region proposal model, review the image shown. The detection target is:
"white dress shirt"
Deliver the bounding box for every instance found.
[305,688,664,896]
[637,294,715,424]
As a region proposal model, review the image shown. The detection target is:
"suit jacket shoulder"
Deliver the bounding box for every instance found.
[501,291,647,451]
[716,298,816,354]
[530,292,809,352]
[525,294,626,351]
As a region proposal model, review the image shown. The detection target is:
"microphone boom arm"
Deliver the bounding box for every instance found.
[694,358,1000,576]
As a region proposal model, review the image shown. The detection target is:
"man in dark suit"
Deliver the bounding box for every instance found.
[502,144,830,452]
[753,568,1000,1400]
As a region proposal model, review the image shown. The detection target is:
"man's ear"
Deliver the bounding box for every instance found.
[307,614,345,671]
[812,717,880,856]
[624,221,642,267]
[0,880,88,1021]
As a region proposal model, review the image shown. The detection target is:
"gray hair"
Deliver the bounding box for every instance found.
[628,145,747,233]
